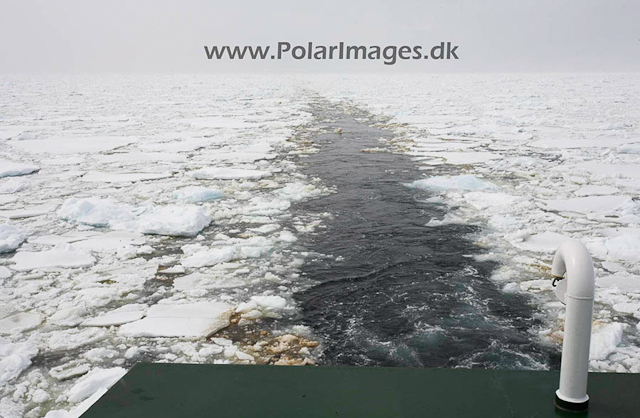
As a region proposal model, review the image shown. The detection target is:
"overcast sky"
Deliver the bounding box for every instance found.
[1,0,639,73]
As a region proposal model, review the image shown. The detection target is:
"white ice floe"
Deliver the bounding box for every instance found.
[93,152,187,164]
[407,174,499,192]
[277,182,325,202]
[0,266,12,279]
[181,247,238,268]
[66,367,127,403]
[590,323,626,361]
[10,136,136,155]
[528,138,634,149]
[0,178,28,194]
[544,195,635,215]
[137,206,212,237]
[48,328,108,352]
[11,244,95,271]
[59,198,212,237]
[180,236,276,268]
[587,230,640,262]
[58,198,138,228]
[0,224,26,253]
[513,232,572,253]
[0,195,17,205]
[0,312,43,334]
[81,171,172,183]
[464,192,519,210]
[596,272,640,292]
[0,160,39,178]
[236,295,291,320]
[68,231,147,252]
[174,186,224,202]
[190,167,271,180]
[415,151,501,165]
[118,302,233,339]
[173,272,243,291]
[572,162,640,183]
[0,203,58,219]
[199,151,276,163]
[574,185,619,196]
[81,305,147,327]
[0,337,38,385]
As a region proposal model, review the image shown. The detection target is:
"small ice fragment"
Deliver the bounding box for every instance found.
[515,232,572,253]
[48,328,107,352]
[181,247,237,268]
[574,185,619,197]
[81,307,146,327]
[406,175,499,192]
[11,136,136,155]
[0,266,12,279]
[66,367,127,403]
[0,312,43,334]
[137,206,211,237]
[545,195,634,214]
[589,322,626,361]
[190,167,271,180]
[10,244,95,271]
[0,160,39,178]
[0,337,38,385]
[174,186,223,202]
[0,224,26,253]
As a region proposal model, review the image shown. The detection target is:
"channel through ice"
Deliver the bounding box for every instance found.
[1,73,640,417]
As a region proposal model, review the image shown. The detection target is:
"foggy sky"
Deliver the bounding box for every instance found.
[1,0,639,73]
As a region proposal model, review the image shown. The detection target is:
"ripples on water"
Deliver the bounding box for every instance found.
[295,103,560,369]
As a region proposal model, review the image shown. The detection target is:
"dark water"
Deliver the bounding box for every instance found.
[294,102,560,369]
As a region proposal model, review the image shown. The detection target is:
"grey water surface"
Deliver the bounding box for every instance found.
[294,102,560,369]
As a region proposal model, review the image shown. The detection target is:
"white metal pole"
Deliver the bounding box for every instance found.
[551,240,595,412]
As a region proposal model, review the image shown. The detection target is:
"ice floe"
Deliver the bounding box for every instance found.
[0,312,43,334]
[81,305,147,327]
[81,171,172,183]
[173,186,223,202]
[0,224,26,253]
[0,338,38,385]
[0,160,39,178]
[407,174,499,192]
[59,198,212,237]
[190,167,271,180]
[119,302,233,338]
[10,136,136,155]
[11,244,95,271]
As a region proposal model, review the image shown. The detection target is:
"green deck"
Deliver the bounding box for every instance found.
[82,363,640,417]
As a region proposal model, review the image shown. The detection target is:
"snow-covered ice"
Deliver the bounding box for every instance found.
[0,160,39,178]
[59,198,212,237]
[118,302,233,339]
[2,73,640,417]
[173,186,223,202]
[0,224,26,253]
[0,338,38,385]
[10,245,95,271]
[65,367,127,403]
[10,137,136,155]
[190,167,271,180]
[0,313,43,335]
[407,175,499,192]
